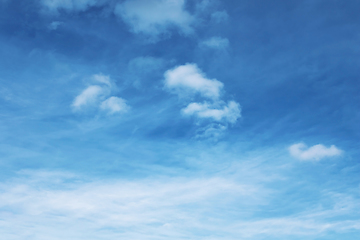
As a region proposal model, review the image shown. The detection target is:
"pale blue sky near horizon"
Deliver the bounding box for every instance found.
[0,0,359,239]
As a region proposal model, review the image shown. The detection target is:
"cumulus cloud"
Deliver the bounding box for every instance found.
[72,85,105,110]
[164,63,223,99]
[201,37,229,49]
[72,74,128,114]
[115,0,194,37]
[182,101,240,123]
[100,96,129,114]
[289,143,342,161]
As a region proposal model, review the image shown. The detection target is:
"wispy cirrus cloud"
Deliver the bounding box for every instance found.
[289,143,342,161]
[1,169,359,240]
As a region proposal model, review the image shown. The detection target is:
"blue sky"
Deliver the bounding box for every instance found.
[0,0,359,239]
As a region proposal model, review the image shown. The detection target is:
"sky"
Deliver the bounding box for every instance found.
[0,0,359,239]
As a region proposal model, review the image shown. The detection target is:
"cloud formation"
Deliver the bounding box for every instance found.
[115,0,194,37]
[1,170,358,240]
[164,63,223,99]
[71,74,128,115]
[164,63,241,128]
[100,96,129,114]
[182,101,240,123]
[289,143,342,161]
[72,85,105,110]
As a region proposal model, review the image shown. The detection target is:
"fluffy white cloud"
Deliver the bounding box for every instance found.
[71,74,128,114]
[182,101,240,124]
[201,37,229,49]
[100,96,129,114]
[72,85,105,110]
[41,0,101,12]
[115,0,194,37]
[164,63,223,99]
[289,143,342,161]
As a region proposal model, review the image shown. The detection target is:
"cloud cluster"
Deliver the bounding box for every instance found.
[289,143,342,161]
[71,74,128,115]
[164,63,241,127]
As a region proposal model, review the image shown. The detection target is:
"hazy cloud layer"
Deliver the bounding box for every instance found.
[201,37,229,49]
[115,0,194,37]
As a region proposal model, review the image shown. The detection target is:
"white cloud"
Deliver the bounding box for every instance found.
[289,143,342,161]
[164,63,223,99]
[92,73,111,87]
[100,96,129,114]
[0,170,261,240]
[115,0,194,37]
[182,101,240,124]
[72,85,105,111]
[41,0,101,12]
[201,36,229,49]
[71,74,129,114]
[0,170,359,240]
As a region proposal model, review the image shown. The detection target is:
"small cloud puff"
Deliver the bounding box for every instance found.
[72,85,105,111]
[71,74,128,115]
[115,0,194,37]
[182,101,240,124]
[289,143,342,161]
[164,63,223,99]
[100,96,129,114]
[201,37,229,50]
